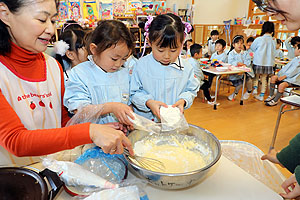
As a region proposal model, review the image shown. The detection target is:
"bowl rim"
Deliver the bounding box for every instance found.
[125,124,222,176]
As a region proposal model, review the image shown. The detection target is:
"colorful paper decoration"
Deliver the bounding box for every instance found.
[153,1,166,15]
[68,0,82,20]
[99,3,113,20]
[128,1,142,12]
[58,1,68,21]
[83,1,98,21]
[142,1,154,13]
[113,0,126,16]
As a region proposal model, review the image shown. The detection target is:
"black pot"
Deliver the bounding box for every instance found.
[0,167,63,200]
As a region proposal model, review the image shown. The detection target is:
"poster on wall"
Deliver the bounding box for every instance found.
[153,1,166,14]
[99,3,113,20]
[83,1,99,21]
[68,0,82,20]
[113,0,126,16]
[58,1,68,21]
[128,1,142,12]
[142,1,154,13]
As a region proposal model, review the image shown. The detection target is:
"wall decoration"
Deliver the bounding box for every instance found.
[83,1,98,21]
[142,1,154,13]
[113,0,126,16]
[68,0,82,20]
[128,1,142,12]
[58,1,68,21]
[100,3,113,20]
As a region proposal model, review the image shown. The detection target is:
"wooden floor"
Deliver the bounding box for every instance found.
[185,86,300,178]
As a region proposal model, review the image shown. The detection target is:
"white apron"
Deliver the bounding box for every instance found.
[0,54,62,166]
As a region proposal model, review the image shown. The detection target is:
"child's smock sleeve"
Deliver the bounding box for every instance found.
[130,65,154,112]
[178,66,200,109]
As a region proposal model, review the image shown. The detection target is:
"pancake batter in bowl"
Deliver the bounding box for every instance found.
[133,135,208,173]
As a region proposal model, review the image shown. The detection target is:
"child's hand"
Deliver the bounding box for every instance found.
[110,102,134,126]
[278,75,287,81]
[146,100,168,119]
[280,174,300,199]
[261,149,283,166]
[237,62,246,67]
[172,99,185,113]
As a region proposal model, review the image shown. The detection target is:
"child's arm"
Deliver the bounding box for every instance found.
[278,75,287,81]
[243,51,252,67]
[177,67,200,110]
[146,100,168,119]
[228,52,238,66]
[285,36,293,52]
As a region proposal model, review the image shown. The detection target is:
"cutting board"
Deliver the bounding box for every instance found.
[144,156,283,200]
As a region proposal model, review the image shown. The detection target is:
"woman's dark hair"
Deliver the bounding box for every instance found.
[55,29,86,71]
[228,35,244,54]
[88,20,134,56]
[148,13,185,49]
[261,21,275,37]
[252,0,288,20]
[190,43,202,57]
[0,0,59,55]
[215,39,226,48]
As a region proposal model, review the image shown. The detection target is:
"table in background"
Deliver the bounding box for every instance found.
[202,67,248,110]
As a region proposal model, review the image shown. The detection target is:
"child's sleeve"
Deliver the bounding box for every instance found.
[250,38,258,52]
[130,65,154,112]
[285,37,293,52]
[228,52,238,66]
[222,53,228,63]
[244,51,252,67]
[63,68,92,112]
[277,133,300,173]
[295,166,300,186]
[178,67,200,109]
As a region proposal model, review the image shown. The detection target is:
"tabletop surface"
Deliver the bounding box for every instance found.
[202,67,247,75]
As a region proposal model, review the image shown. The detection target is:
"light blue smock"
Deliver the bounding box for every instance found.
[211,51,228,63]
[208,40,217,55]
[228,50,253,81]
[285,38,295,60]
[277,56,300,86]
[250,34,276,66]
[275,49,284,59]
[130,53,200,121]
[188,57,204,86]
[64,56,130,124]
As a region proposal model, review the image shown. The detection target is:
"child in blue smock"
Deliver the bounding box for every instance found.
[275,39,284,59]
[251,21,276,101]
[265,44,300,106]
[208,30,219,57]
[227,35,253,101]
[211,39,228,63]
[130,14,200,121]
[285,36,300,60]
[64,20,135,126]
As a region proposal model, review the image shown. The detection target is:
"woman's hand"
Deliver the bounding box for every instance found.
[146,100,168,119]
[172,99,185,113]
[108,102,134,126]
[280,174,300,199]
[89,123,134,155]
[261,148,281,164]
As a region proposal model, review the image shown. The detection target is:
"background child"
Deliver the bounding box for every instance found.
[251,21,276,101]
[208,30,219,57]
[275,39,284,59]
[210,39,228,63]
[54,29,88,82]
[188,44,216,105]
[227,35,253,101]
[246,37,255,50]
[265,43,300,106]
[285,36,300,60]
[130,13,200,121]
[182,39,193,58]
[64,20,135,126]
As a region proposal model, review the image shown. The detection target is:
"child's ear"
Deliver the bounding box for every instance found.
[0,3,11,26]
[89,43,98,55]
[65,50,75,61]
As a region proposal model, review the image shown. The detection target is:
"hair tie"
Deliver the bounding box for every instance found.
[54,40,70,56]
[141,15,154,57]
[183,21,192,35]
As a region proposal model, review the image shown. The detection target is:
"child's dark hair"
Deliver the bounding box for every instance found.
[61,20,83,32]
[0,0,59,55]
[276,38,282,45]
[228,35,244,54]
[55,29,86,71]
[261,21,275,37]
[148,13,185,49]
[215,39,226,48]
[210,30,219,36]
[190,44,202,57]
[297,43,300,50]
[88,20,134,55]
[291,36,300,46]
[246,37,255,43]
[183,39,193,51]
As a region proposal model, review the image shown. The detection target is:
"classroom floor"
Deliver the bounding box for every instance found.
[185,85,300,178]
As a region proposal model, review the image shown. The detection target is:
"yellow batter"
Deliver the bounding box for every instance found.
[133,136,207,173]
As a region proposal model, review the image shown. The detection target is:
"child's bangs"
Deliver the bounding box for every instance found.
[156,27,181,49]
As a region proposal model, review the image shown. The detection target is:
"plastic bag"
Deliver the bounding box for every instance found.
[160,106,189,132]
[75,146,127,183]
[83,186,140,200]
[128,112,161,133]
[42,158,117,190]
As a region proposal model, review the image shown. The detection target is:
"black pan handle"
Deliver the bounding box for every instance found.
[39,169,63,200]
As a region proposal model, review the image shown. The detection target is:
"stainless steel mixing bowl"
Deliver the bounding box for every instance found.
[125,124,221,189]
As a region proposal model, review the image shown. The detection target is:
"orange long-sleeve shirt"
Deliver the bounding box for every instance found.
[0,43,92,156]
